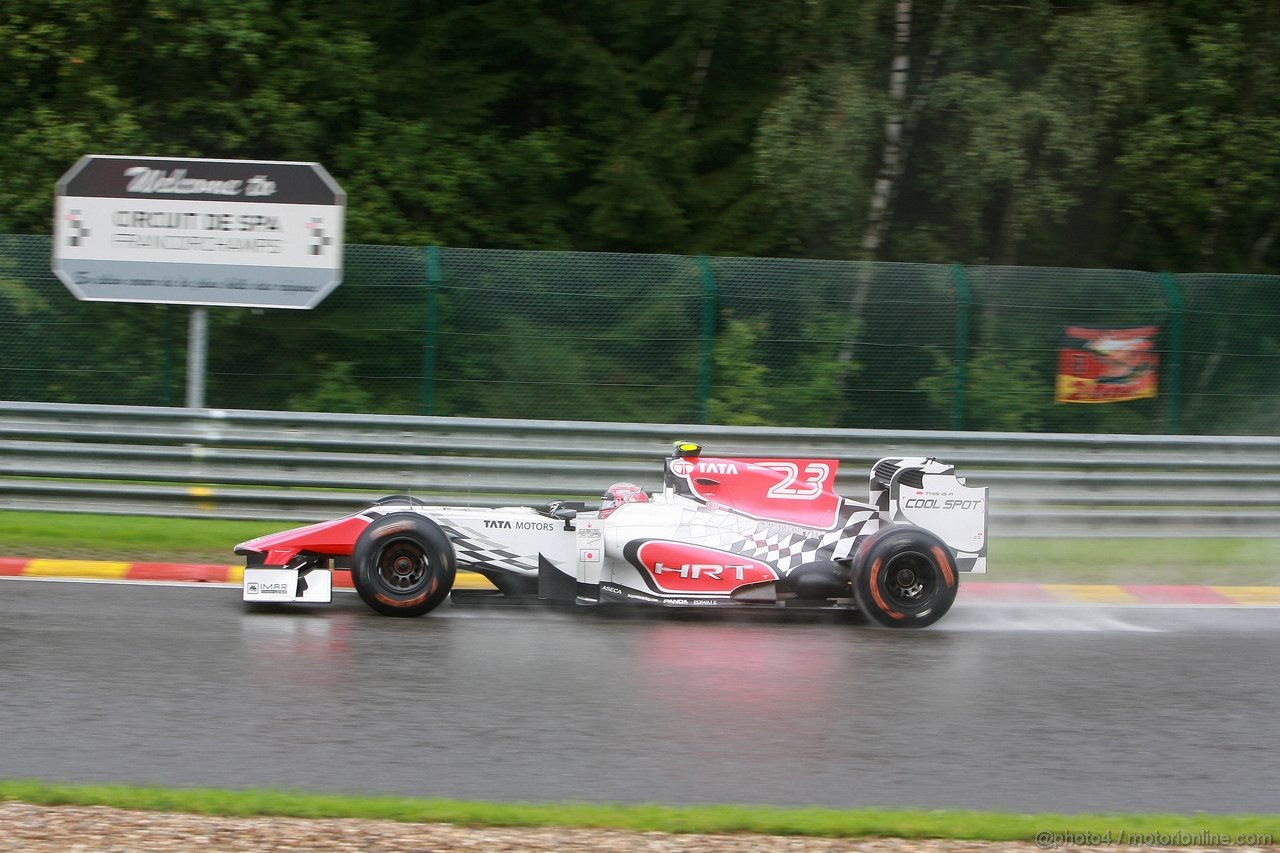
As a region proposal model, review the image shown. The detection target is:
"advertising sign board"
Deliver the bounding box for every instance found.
[54,155,345,309]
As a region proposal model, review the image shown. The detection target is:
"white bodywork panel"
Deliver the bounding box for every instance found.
[881,457,988,573]
[243,566,333,603]
[423,505,583,575]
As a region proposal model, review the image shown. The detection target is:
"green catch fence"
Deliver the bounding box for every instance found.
[2,232,1278,434]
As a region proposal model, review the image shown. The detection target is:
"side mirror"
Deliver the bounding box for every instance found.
[546,503,579,530]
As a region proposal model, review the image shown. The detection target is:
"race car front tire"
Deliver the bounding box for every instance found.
[369,494,431,508]
[351,513,456,617]
[850,525,958,629]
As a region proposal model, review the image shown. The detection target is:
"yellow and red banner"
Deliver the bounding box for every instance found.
[1055,326,1159,404]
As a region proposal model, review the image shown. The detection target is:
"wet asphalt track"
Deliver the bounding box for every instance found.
[1,578,1277,814]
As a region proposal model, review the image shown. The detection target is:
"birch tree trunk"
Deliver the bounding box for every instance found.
[684,7,722,126]
[864,0,914,258]
[836,0,913,377]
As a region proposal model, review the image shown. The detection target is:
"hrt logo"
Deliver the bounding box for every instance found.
[627,540,777,595]
[654,562,753,581]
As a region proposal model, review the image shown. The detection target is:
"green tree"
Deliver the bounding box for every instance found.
[920,351,1047,433]
[1118,5,1280,272]
[708,317,773,425]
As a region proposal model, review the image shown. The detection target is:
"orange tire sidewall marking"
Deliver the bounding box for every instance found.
[375,590,430,608]
[867,556,904,620]
[931,545,956,589]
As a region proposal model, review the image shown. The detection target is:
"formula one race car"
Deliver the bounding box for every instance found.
[237,443,987,628]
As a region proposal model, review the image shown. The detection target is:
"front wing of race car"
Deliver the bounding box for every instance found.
[237,502,584,605]
[243,565,334,603]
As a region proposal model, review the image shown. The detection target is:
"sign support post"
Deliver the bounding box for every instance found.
[186,307,209,409]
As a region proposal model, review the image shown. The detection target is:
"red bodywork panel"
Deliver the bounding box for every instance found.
[667,456,843,530]
[627,541,778,595]
[236,515,371,565]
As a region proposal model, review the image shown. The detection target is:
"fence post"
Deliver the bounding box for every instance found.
[1158,272,1184,434]
[697,255,717,423]
[422,246,442,416]
[949,264,972,430]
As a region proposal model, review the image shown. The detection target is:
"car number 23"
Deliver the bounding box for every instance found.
[759,462,831,500]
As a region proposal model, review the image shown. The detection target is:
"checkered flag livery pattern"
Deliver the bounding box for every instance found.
[362,507,543,575]
[677,501,877,572]
[441,524,542,574]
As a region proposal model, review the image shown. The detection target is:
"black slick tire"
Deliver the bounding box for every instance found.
[369,495,430,508]
[851,525,958,629]
[351,513,455,617]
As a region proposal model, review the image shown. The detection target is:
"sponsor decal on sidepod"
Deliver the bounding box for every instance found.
[628,540,778,595]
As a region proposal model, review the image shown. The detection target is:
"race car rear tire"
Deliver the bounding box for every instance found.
[351,513,456,617]
[850,525,958,629]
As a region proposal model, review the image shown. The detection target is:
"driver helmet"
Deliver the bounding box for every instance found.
[599,482,649,518]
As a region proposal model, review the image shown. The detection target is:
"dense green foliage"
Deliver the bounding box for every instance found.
[4,0,1279,270]
[2,1,1279,433]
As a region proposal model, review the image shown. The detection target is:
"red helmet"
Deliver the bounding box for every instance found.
[599,482,649,518]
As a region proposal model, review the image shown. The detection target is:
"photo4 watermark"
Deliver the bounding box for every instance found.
[1036,830,1273,849]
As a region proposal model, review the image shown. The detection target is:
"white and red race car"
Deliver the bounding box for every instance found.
[238,443,987,628]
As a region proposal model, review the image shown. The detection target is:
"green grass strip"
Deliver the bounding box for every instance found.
[0,511,279,564]
[990,537,1280,585]
[2,508,1279,583]
[1,780,1276,840]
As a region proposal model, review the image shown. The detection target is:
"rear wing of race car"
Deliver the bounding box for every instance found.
[870,457,987,573]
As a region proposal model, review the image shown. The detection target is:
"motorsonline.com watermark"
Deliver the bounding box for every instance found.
[1035,830,1274,849]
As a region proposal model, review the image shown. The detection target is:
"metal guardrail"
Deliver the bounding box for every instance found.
[1,400,1278,537]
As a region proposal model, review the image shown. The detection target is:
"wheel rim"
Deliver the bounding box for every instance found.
[879,550,937,609]
[375,538,431,593]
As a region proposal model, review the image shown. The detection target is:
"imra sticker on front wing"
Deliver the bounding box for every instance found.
[243,568,302,601]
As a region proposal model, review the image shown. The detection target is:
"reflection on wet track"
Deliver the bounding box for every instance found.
[1,579,1277,813]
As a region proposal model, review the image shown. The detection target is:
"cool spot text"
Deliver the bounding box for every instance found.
[903,498,984,510]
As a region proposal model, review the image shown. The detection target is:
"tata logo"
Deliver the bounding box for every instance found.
[670,459,738,476]
[670,458,695,476]
[484,519,556,531]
